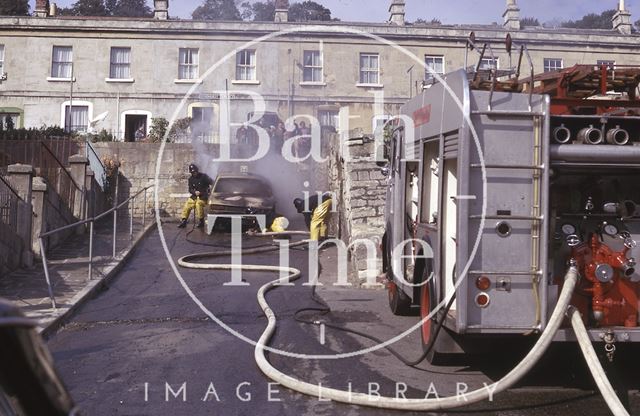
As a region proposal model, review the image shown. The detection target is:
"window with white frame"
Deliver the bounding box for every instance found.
[110,47,131,79]
[543,58,563,73]
[597,60,615,69]
[235,49,256,81]
[303,50,323,83]
[179,48,199,80]
[64,105,89,132]
[479,57,499,71]
[0,45,4,76]
[425,55,444,80]
[51,46,73,78]
[359,53,380,85]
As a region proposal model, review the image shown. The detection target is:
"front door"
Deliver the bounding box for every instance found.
[125,114,147,142]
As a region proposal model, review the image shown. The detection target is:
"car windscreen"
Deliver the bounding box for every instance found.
[213,178,272,196]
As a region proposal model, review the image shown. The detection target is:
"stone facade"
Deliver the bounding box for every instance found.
[0,1,637,141]
[329,136,387,282]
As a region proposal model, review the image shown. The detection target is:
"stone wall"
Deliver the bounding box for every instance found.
[0,221,23,277]
[39,178,76,250]
[329,136,387,283]
[92,143,202,219]
[91,142,324,222]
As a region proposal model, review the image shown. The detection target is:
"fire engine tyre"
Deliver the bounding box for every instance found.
[388,280,413,316]
[419,271,451,365]
[419,281,434,347]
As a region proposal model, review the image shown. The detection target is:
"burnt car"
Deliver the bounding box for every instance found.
[208,174,276,230]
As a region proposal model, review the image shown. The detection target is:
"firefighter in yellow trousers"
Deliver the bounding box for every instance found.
[178,164,213,229]
[293,193,332,241]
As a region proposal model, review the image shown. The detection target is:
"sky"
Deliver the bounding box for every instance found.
[29,0,640,25]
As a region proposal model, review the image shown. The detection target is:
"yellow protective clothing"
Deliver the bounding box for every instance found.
[270,217,288,233]
[310,198,332,240]
[181,197,207,220]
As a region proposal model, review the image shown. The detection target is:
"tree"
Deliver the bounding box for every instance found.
[414,18,441,25]
[111,0,152,17]
[562,9,616,29]
[105,0,117,14]
[0,0,30,16]
[289,1,331,22]
[241,1,275,21]
[520,17,540,27]
[62,0,108,16]
[635,19,640,31]
[192,0,241,20]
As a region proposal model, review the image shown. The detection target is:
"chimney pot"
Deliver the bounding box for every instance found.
[35,0,49,17]
[389,1,405,26]
[274,0,289,22]
[503,0,520,30]
[154,0,169,20]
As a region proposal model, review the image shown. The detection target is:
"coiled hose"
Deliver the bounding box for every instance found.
[180,242,627,414]
[253,263,579,411]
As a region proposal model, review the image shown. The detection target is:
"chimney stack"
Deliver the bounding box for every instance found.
[503,0,520,30]
[274,0,289,23]
[154,0,169,20]
[612,0,632,35]
[35,0,50,17]
[389,1,405,26]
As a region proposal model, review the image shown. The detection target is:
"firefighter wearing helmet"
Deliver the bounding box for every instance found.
[178,164,213,229]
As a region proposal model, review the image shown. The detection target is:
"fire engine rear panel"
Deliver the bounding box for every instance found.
[459,90,550,334]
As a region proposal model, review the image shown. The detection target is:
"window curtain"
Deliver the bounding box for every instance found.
[110,48,131,79]
[236,50,255,80]
[179,49,198,80]
[65,106,88,132]
[303,51,321,82]
[52,46,72,78]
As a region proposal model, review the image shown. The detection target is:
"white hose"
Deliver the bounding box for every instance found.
[179,244,627,414]
[569,307,630,416]
[252,264,580,410]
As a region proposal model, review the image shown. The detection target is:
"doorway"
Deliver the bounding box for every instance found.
[124,114,147,142]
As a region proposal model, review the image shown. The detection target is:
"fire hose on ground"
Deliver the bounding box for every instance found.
[178,239,630,415]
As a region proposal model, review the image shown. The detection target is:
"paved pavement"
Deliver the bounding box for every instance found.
[44,227,640,415]
[0,212,155,333]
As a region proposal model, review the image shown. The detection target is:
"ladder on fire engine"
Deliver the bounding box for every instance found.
[467,37,545,283]
[467,111,545,280]
[465,98,547,331]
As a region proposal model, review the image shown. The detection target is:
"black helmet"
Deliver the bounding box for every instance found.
[189,164,198,173]
[293,198,304,212]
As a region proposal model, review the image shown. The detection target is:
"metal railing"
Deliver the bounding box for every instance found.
[40,142,83,212]
[85,140,107,191]
[38,182,153,309]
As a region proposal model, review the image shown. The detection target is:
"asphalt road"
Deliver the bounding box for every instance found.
[46,225,640,415]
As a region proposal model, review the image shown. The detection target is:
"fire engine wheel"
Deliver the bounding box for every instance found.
[420,282,435,347]
[387,281,412,316]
